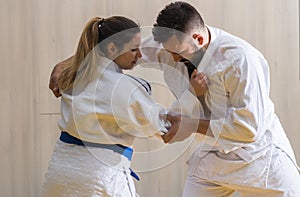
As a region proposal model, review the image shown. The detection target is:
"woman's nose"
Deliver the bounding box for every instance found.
[136,48,142,58]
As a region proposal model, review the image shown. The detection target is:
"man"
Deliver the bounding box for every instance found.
[152,1,300,196]
[49,1,300,196]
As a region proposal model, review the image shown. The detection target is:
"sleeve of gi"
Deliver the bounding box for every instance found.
[110,74,168,137]
[209,49,271,144]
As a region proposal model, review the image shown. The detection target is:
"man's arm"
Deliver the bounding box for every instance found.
[161,69,210,143]
[49,56,74,97]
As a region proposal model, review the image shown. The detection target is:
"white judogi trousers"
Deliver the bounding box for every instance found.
[42,140,137,197]
[183,144,300,197]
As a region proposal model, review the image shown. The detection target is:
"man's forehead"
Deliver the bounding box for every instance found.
[162,35,192,53]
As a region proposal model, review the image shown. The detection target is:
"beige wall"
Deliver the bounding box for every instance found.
[0,0,299,196]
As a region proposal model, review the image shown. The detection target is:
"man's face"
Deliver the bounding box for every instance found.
[162,34,198,62]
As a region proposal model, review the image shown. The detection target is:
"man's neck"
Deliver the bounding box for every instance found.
[203,26,211,49]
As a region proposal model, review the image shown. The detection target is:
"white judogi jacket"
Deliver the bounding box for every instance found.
[58,56,167,147]
[140,26,299,188]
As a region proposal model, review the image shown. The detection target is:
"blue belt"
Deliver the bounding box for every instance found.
[59,131,139,181]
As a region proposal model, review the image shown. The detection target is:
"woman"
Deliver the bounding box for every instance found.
[42,16,168,197]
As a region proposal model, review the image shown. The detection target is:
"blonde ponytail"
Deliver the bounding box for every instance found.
[58,17,102,92]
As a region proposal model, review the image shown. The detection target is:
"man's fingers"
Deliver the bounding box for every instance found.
[162,131,175,143]
[190,72,207,86]
[49,74,61,97]
[163,114,182,143]
[166,114,180,123]
[52,88,61,98]
[197,72,205,79]
[190,69,198,78]
[48,56,74,98]
[195,73,208,88]
[199,78,208,88]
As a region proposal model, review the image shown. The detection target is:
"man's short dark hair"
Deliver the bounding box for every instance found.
[152,1,205,43]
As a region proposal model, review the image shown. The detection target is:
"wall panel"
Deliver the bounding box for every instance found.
[0,0,299,196]
[0,0,38,196]
[38,0,113,114]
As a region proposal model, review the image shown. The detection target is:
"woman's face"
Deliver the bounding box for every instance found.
[114,33,142,70]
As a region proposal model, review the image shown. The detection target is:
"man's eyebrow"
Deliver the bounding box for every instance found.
[165,49,177,54]
[166,49,188,55]
[166,49,177,54]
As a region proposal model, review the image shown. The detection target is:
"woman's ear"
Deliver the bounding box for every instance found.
[106,42,118,57]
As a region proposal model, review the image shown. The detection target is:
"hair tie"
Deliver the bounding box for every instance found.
[98,18,105,29]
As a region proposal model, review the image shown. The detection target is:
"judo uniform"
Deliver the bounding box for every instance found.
[42,56,167,197]
[141,26,300,196]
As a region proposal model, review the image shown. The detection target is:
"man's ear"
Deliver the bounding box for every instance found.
[107,42,118,57]
[192,34,204,45]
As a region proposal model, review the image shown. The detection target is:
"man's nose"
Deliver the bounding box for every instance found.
[172,54,182,62]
